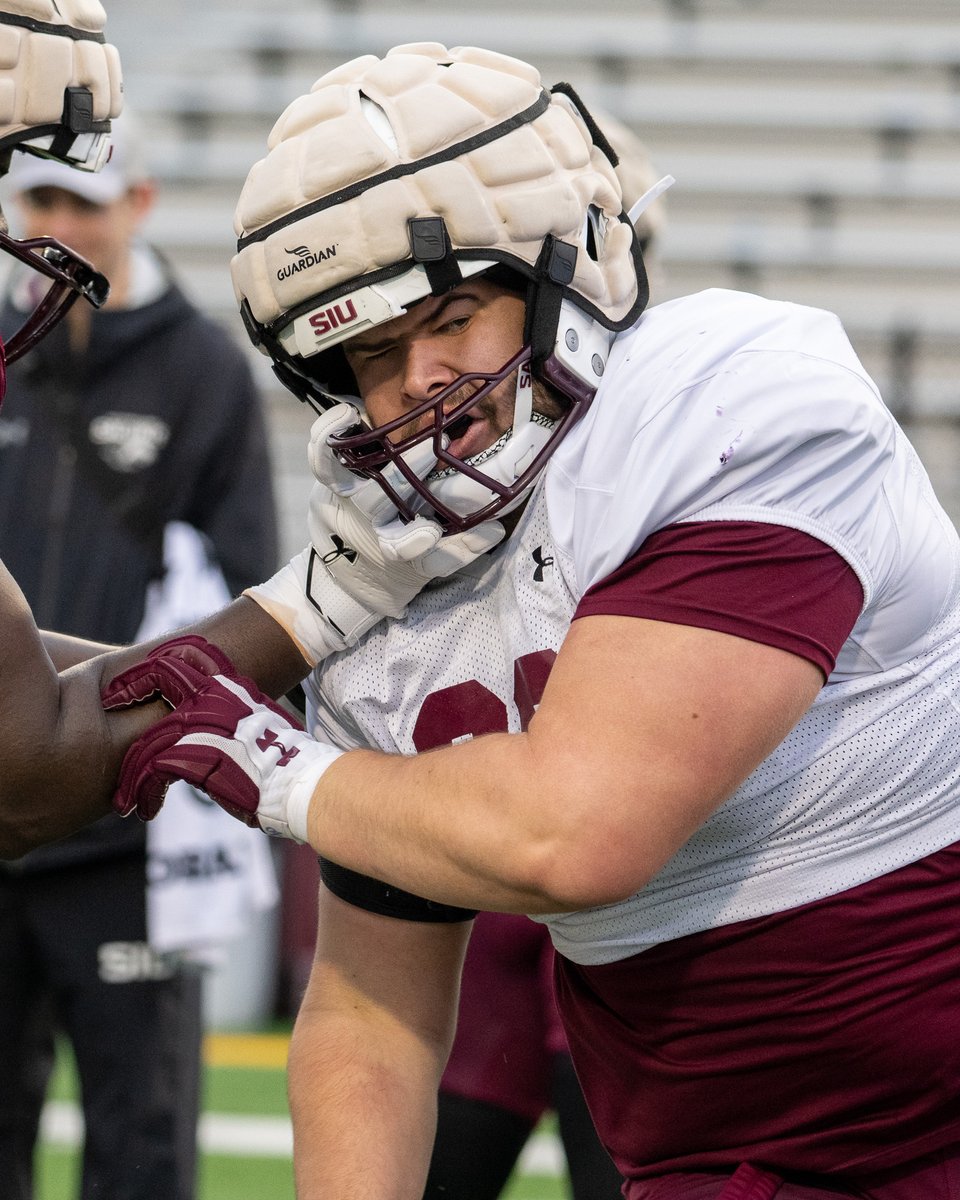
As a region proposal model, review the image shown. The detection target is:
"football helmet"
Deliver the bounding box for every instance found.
[232,43,649,532]
[0,0,121,395]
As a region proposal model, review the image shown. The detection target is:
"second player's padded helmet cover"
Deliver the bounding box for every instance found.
[232,42,649,532]
[0,0,121,392]
[0,0,122,171]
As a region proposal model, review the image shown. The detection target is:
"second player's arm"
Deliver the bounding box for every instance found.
[0,591,311,858]
[0,563,162,857]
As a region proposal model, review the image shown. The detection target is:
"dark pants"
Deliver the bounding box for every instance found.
[0,854,203,1200]
[425,1053,623,1200]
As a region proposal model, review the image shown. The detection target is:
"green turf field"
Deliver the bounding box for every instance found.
[36,1034,567,1199]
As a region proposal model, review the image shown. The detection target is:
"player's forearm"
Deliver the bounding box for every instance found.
[78,596,311,705]
[0,659,162,858]
[0,598,311,858]
[289,898,464,1199]
[41,631,116,670]
[170,596,312,699]
[303,728,625,915]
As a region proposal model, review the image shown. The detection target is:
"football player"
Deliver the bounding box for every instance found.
[102,43,960,1199]
[0,0,136,853]
[0,1,317,860]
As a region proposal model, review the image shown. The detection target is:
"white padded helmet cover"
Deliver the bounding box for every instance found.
[0,0,122,157]
[232,43,639,338]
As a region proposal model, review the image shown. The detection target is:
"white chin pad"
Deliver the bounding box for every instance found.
[426,412,556,519]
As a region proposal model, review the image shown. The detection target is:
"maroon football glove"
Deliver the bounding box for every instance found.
[102,635,337,840]
[103,634,238,710]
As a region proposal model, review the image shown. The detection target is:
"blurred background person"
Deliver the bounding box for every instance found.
[0,116,279,1200]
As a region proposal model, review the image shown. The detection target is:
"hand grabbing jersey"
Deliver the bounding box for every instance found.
[103,635,341,842]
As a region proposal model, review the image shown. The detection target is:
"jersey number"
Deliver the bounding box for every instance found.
[412,650,557,752]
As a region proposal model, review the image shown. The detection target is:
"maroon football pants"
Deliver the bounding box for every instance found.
[632,1148,960,1199]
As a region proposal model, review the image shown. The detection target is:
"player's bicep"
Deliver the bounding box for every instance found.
[527,616,824,897]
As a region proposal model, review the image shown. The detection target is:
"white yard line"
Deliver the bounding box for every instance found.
[40,1101,565,1173]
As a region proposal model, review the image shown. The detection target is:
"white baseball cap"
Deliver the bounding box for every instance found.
[7,116,149,206]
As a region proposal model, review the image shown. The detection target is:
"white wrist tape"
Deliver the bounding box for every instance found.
[300,550,387,646]
[244,549,343,666]
[257,734,345,844]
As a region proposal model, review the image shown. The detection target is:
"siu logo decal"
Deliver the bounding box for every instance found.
[256,728,301,767]
[277,243,337,281]
[308,299,359,339]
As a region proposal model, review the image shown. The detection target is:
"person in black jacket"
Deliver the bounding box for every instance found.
[0,120,279,1200]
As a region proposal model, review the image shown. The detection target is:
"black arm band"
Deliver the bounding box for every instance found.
[318,857,477,923]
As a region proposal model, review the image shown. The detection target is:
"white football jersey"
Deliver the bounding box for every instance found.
[304,288,960,965]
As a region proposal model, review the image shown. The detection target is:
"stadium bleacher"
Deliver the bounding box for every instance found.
[87,0,960,544]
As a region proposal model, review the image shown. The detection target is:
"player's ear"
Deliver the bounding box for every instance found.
[126,180,157,224]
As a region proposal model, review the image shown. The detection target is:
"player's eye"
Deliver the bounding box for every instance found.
[436,311,472,336]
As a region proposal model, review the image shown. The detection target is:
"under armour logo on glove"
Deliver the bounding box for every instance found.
[321,534,358,565]
[102,635,304,824]
[255,728,301,767]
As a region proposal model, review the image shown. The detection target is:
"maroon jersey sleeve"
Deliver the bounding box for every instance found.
[573,521,864,677]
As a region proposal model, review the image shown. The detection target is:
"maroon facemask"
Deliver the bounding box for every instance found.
[0,230,109,403]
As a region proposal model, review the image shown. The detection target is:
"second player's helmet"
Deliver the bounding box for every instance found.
[0,0,121,390]
[232,43,648,532]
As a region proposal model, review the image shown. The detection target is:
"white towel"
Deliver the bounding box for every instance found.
[136,522,279,959]
[145,782,279,961]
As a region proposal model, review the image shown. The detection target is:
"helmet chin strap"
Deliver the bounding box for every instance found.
[513,356,534,429]
[627,174,675,227]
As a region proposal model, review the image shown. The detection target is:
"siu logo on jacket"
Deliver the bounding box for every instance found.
[88,413,171,472]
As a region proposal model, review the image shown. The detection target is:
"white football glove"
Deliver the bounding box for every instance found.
[246,404,504,665]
